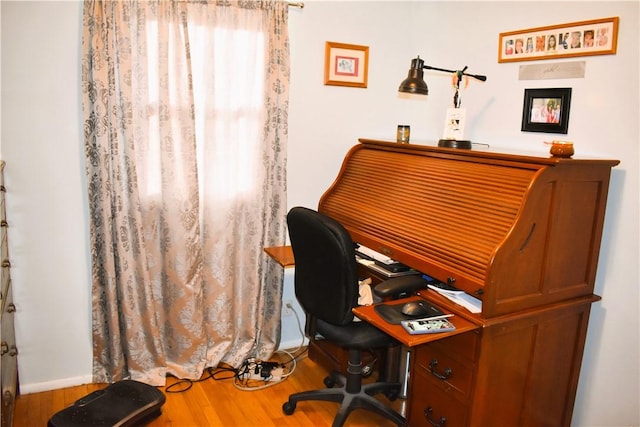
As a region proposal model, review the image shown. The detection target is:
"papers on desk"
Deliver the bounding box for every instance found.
[355,244,419,277]
[356,245,394,264]
[427,285,482,314]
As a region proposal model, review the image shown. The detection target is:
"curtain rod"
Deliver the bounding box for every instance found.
[288,2,304,8]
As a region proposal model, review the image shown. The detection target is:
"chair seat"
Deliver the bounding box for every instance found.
[316,318,397,350]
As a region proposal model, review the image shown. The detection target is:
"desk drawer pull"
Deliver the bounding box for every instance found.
[424,407,446,427]
[429,358,452,380]
[3,390,13,407]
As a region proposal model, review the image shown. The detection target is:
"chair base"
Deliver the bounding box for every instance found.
[282,371,406,427]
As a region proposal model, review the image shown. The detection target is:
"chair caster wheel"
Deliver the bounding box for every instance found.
[282,401,296,415]
[385,389,399,401]
[323,375,336,388]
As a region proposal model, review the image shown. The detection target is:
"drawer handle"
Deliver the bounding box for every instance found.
[0,341,7,356]
[424,407,446,427]
[429,359,452,380]
[2,390,12,407]
[7,302,16,313]
[9,345,17,357]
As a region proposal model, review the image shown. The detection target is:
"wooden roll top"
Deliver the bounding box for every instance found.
[319,139,619,318]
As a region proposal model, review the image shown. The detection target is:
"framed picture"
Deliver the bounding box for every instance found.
[324,41,369,88]
[521,88,572,134]
[499,17,618,63]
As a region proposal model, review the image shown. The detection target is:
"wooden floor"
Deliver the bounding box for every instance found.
[14,350,405,427]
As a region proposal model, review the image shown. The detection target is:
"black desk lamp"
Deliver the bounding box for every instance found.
[398,56,487,149]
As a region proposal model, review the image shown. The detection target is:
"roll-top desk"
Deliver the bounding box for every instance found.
[318,139,619,427]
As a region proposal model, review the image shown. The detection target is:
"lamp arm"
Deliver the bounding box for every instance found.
[423,64,487,82]
[464,72,487,82]
[422,64,457,74]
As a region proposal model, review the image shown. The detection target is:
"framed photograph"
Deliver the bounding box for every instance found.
[499,17,618,63]
[521,88,572,134]
[324,41,369,88]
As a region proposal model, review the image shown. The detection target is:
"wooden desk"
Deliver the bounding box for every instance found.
[304,139,617,426]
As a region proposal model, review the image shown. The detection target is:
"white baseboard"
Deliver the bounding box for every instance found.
[20,338,306,395]
[20,374,94,394]
[278,337,308,352]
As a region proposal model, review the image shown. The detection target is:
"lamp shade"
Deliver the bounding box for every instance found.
[398,57,429,95]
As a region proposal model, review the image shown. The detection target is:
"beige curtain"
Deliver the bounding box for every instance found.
[81,0,289,385]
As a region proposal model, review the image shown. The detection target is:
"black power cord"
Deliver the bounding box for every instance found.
[164,366,238,393]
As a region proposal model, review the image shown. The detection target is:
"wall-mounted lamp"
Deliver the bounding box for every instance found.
[398,56,487,149]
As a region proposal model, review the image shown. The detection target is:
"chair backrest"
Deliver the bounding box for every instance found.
[287,207,359,326]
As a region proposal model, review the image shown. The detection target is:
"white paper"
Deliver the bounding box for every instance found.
[427,284,482,314]
[442,107,466,140]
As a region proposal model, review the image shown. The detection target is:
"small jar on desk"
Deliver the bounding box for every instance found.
[397,125,410,144]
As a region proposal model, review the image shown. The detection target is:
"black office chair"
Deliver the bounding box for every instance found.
[282,207,406,427]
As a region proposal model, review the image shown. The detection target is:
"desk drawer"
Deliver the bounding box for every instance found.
[408,367,469,427]
[421,330,478,364]
[414,344,474,402]
[413,332,478,400]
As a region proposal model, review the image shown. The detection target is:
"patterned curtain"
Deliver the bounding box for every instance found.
[81,0,289,385]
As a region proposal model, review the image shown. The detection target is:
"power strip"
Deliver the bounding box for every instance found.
[239,360,285,382]
[246,367,284,382]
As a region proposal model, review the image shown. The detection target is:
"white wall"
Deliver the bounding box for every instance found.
[288,2,640,427]
[1,1,94,390]
[1,1,638,426]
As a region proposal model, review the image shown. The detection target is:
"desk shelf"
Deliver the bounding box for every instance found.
[263,246,295,268]
[352,296,478,348]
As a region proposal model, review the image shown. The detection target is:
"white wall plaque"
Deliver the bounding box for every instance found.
[519,61,586,80]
